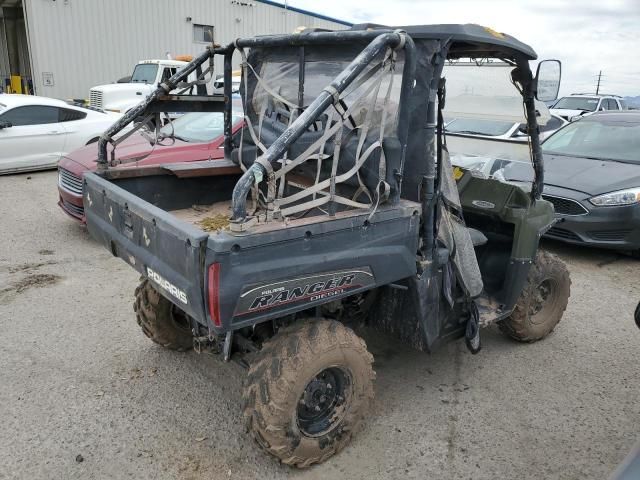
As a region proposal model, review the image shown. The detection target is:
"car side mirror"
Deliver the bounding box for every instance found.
[535,59,561,102]
[0,120,12,129]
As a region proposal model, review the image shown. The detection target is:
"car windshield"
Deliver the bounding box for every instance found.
[131,64,158,83]
[446,118,515,136]
[552,97,599,112]
[543,118,640,163]
[159,111,243,143]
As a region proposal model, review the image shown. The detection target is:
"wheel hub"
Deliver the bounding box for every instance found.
[297,367,350,437]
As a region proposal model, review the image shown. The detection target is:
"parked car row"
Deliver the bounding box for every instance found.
[1,85,638,259]
[450,111,640,256]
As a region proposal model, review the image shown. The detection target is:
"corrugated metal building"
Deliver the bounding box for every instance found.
[3,0,350,99]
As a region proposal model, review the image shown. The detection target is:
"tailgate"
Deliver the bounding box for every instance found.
[83,172,209,323]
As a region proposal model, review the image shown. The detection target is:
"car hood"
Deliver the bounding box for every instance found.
[502,154,640,196]
[59,133,213,173]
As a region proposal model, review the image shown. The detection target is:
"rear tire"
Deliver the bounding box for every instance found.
[133,279,193,351]
[634,301,640,331]
[242,319,375,468]
[499,250,571,342]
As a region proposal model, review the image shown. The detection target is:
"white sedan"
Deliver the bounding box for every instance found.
[0,94,122,175]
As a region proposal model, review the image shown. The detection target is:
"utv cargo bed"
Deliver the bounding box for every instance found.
[84,170,421,333]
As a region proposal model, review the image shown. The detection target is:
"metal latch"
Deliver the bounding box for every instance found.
[123,209,134,239]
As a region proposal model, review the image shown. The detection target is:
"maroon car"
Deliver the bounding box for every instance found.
[58,110,243,222]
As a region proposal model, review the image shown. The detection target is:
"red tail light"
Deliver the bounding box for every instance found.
[207,263,221,327]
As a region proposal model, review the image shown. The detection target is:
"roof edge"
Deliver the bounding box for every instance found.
[254,0,353,27]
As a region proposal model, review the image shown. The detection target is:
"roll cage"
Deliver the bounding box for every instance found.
[95,24,545,262]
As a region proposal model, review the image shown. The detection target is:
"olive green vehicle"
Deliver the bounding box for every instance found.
[85,24,571,467]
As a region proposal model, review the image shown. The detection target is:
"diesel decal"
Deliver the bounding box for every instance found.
[235,268,375,316]
[146,267,188,305]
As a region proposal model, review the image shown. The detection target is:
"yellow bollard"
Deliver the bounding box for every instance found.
[10,75,23,94]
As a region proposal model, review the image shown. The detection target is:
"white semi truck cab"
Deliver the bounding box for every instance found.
[89,59,191,114]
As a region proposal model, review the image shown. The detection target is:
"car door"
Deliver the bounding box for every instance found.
[0,105,67,173]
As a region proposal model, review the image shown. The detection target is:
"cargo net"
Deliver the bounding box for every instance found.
[234,46,402,222]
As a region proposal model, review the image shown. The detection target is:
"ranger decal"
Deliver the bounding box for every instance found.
[234,268,375,316]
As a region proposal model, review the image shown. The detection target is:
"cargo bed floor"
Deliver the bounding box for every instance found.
[171,201,232,230]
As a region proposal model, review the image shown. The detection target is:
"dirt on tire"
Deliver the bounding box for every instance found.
[242,319,375,468]
[499,250,571,342]
[133,279,193,351]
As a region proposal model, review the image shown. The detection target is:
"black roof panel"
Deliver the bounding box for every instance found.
[350,23,538,60]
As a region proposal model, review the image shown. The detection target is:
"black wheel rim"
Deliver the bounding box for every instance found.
[297,367,352,437]
[529,278,558,324]
[170,305,192,332]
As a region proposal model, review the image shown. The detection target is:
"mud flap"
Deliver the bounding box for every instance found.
[464,300,481,354]
[442,259,481,354]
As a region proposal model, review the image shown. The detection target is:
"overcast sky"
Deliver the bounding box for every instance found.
[288,0,640,97]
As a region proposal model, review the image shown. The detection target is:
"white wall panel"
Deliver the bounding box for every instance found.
[23,0,348,99]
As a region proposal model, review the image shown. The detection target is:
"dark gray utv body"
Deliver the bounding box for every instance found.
[86,172,419,331]
[82,23,570,467]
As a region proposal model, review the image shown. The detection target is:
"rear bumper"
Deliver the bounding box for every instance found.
[543,188,640,250]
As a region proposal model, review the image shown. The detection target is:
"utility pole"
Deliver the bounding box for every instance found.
[596,70,602,95]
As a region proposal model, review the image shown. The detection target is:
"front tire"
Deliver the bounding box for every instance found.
[634,301,640,331]
[242,319,375,468]
[499,250,571,342]
[133,279,193,351]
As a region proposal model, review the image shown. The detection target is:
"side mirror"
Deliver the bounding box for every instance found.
[0,120,12,130]
[535,59,561,102]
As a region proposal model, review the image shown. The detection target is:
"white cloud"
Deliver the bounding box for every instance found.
[288,0,640,96]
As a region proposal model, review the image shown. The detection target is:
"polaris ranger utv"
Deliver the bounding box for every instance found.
[84,24,570,467]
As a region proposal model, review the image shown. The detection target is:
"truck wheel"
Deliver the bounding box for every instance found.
[242,319,374,468]
[499,250,571,342]
[133,279,193,351]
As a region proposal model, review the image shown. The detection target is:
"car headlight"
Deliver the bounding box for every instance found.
[589,187,640,206]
